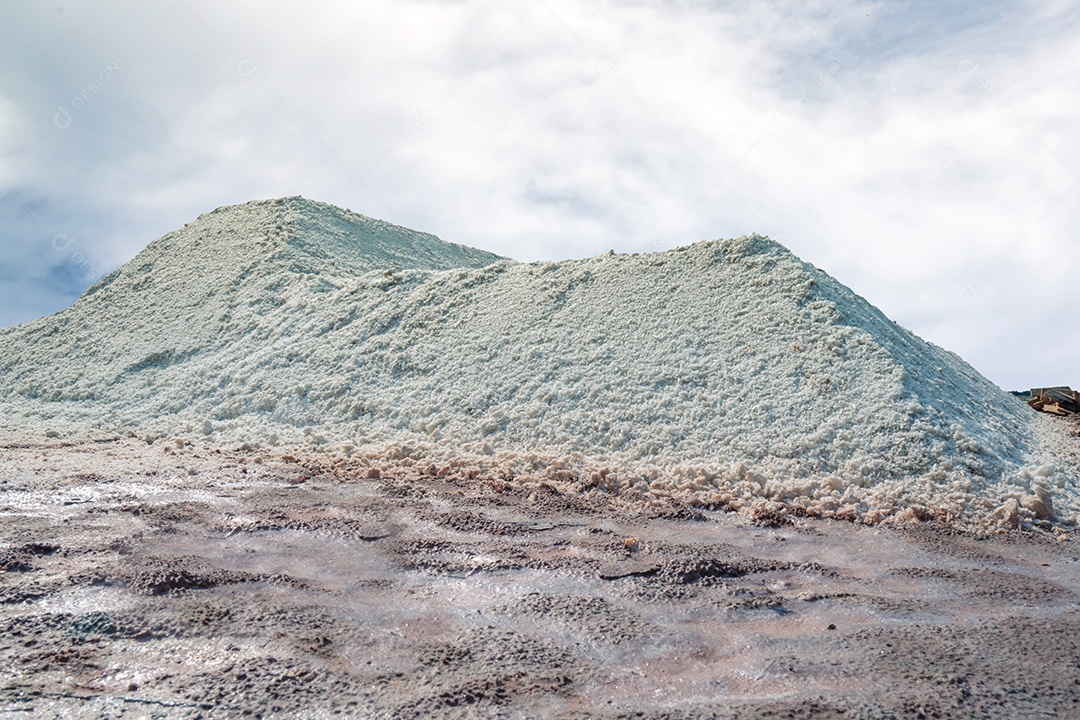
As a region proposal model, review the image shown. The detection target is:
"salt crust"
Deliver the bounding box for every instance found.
[1,197,1075,527]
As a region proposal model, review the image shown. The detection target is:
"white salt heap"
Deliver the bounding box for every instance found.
[1,197,1076,526]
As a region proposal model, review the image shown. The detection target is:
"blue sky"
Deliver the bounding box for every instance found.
[1,0,1077,390]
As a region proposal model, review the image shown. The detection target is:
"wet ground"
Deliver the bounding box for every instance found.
[2,435,1079,718]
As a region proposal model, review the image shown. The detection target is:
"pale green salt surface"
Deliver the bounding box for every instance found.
[1,197,1075,526]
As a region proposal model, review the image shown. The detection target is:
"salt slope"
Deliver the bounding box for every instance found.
[0,197,1075,525]
[0,196,502,407]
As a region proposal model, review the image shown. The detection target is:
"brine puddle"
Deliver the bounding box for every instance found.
[113,503,1080,710]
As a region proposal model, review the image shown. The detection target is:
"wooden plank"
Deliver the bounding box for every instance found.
[1024,386,1080,415]
[1045,389,1073,404]
[1043,402,1068,416]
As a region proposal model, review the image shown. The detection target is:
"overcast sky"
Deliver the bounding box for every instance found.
[1,0,1077,391]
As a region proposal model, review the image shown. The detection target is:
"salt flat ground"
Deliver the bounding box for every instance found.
[1,435,1078,719]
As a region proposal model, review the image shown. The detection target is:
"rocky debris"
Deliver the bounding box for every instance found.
[0,543,59,573]
[105,554,302,596]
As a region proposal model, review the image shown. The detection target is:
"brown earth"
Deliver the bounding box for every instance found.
[1,434,1079,718]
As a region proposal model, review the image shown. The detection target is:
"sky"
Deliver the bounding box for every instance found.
[0,0,1077,391]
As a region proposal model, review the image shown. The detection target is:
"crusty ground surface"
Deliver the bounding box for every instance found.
[2,435,1078,719]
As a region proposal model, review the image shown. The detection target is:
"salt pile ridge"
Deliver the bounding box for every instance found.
[1,197,1076,526]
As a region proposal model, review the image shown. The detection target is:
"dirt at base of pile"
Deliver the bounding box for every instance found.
[2,436,1079,718]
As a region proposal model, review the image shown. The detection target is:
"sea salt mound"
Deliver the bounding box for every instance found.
[2,197,1076,527]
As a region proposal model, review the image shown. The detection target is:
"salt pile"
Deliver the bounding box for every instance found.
[1,197,1076,526]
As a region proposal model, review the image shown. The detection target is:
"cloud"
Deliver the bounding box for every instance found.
[0,0,1076,390]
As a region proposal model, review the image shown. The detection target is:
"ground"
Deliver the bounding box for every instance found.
[1,435,1079,719]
